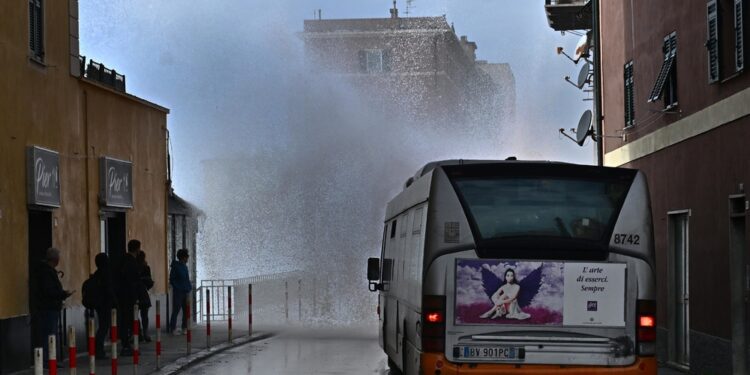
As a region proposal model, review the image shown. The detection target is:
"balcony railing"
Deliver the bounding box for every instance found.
[545,0,592,31]
[78,56,127,93]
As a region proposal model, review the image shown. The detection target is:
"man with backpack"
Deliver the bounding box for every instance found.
[82,253,117,359]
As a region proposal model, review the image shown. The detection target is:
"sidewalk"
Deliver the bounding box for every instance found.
[14,321,272,375]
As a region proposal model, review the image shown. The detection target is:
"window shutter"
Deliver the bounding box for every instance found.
[624,61,634,127]
[37,0,43,57]
[29,0,43,58]
[382,49,391,72]
[736,0,745,71]
[708,0,720,83]
[358,50,367,73]
[28,0,35,52]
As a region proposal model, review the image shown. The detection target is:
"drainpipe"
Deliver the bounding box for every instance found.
[592,0,604,166]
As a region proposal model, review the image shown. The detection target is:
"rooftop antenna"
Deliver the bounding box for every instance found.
[405,0,415,16]
[390,0,398,19]
[318,9,322,20]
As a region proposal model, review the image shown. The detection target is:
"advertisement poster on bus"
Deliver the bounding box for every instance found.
[454,259,626,326]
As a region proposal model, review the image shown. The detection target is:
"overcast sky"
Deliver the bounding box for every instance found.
[80,0,594,203]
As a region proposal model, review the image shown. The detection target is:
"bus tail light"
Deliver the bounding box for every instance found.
[422,295,446,353]
[636,299,656,355]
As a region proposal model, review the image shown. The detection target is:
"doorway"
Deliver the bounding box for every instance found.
[100,212,126,272]
[28,210,53,358]
[667,210,690,369]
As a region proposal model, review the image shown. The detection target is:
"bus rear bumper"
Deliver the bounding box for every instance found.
[420,353,657,375]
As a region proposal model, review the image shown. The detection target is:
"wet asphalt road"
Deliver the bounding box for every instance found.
[178,327,685,375]
[179,327,390,375]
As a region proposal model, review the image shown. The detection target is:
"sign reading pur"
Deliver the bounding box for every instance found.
[27,146,61,207]
[100,157,133,208]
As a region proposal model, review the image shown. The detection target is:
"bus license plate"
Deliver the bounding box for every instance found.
[458,346,520,360]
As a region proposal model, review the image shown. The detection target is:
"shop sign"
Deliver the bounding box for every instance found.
[100,157,133,208]
[26,146,61,207]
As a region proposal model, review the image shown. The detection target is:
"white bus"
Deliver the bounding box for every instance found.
[367,160,657,375]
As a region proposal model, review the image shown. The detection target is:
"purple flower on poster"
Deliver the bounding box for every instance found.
[455,259,564,325]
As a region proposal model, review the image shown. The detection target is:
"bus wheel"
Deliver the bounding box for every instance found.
[388,357,403,375]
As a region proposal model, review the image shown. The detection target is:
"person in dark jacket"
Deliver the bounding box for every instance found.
[117,240,142,356]
[136,250,154,342]
[169,249,192,334]
[90,253,116,358]
[31,248,73,364]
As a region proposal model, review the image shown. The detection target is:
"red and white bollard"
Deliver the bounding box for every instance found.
[132,305,140,375]
[33,347,43,375]
[186,295,192,354]
[48,335,58,375]
[228,286,233,342]
[155,300,162,369]
[88,317,96,375]
[68,326,77,375]
[249,284,254,336]
[111,308,118,375]
[206,289,211,349]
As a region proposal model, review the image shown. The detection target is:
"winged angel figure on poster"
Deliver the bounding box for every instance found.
[479,266,543,320]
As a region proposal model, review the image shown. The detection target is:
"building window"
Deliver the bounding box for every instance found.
[648,32,678,109]
[735,0,745,72]
[29,0,44,60]
[358,49,391,73]
[367,50,383,73]
[624,61,635,127]
[707,0,720,83]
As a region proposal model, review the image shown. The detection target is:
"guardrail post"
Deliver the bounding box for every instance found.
[155,300,161,369]
[298,279,302,321]
[88,318,95,375]
[34,347,43,375]
[111,308,118,375]
[48,335,57,375]
[206,288,211,349]
[228,286,233,342]
[248,284,253,337]
[186,295,192,354]
[132,305,139,375]
[285,281,289,322]
[68,325,77,375]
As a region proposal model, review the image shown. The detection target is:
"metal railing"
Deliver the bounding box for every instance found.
[195,270,318,324]
[82,58,127,92]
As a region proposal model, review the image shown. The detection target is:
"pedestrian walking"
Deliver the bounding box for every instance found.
[117,240,142,356]
[30,247,74,364]
[136,250,154,342]
[168,249,192,335]
[82,253,117,359]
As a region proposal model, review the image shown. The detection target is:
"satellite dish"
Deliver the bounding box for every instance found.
[576,62,590,89]
[573,32,592,63]
[575,110,593,146]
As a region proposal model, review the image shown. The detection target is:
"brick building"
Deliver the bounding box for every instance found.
[301,5,515,127]
[0,1,170,372]
[547,1,750,373]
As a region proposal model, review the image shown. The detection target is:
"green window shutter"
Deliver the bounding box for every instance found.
[736,0,745,71]
[624,61,634,127]
[708,0,720,83]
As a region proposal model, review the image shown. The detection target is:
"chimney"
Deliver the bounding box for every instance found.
[390,0,399,19]
[459,35,478,61]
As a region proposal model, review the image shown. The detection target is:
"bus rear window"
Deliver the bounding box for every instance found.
[449,171,633,243]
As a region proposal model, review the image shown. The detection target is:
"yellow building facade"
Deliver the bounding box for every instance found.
[0,1,169,372]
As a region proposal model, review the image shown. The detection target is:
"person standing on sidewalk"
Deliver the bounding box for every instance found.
[30,247,74,363]
[117,240,142,356]
[136,250,154,342]
[169,249,191,335]
[85,253,117,359]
